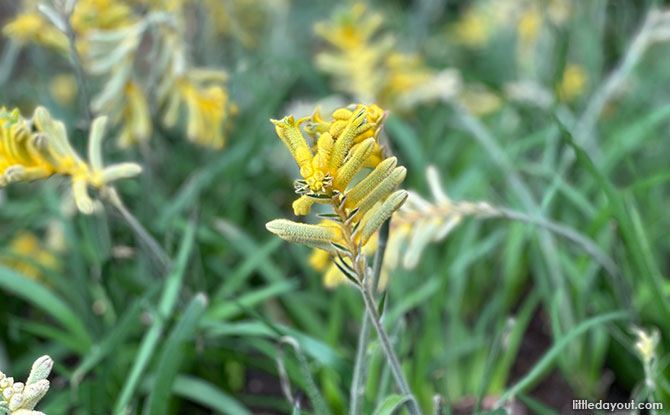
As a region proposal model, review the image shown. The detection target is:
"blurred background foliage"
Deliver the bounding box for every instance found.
[0,0,670,414]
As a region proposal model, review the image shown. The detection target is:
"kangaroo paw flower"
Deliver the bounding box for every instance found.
[0,355,53,415]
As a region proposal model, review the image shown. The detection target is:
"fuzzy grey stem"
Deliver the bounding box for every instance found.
[359,283,422,415]
[105,188,171,274]
[62,10,92,125]
[349,221,390,415]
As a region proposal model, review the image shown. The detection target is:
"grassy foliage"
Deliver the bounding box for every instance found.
[1,0,670,414]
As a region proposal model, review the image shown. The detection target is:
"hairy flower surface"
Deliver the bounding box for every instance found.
[267,104,407,287]
[0,106,142,214]
[309,166,496,286]
[0,355,53,415]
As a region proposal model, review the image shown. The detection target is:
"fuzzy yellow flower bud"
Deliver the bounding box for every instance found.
[355,166,406,215]
[345,156,397,208]
[0,355,52,414]
[332,137,375,190]
[266,219,342,253]
[359,190,408,245]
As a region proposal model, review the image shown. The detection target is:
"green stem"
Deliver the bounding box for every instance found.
[62,8,92,125]
[349,221,390,415]
[359,282,422,415]
[106,188,171,274]
[331,198,420,414]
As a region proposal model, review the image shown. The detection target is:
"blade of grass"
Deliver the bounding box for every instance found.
[0,266,92,350]
[497,310,629,405]
[277,336,331,415]
[146,293,208,415]
[113,217,197,414]
[173,375,251,415]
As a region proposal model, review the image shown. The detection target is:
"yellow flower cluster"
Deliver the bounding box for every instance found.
[314,3,442,110]
[201,0,288,48]
[86,9,235,149]
[0,355,53,415]
[266,104,407,286]
[450,0,571,49]
[3,0,135,54]
[0,106,142,214]
[3,0,235,150]
[309,166,496,287]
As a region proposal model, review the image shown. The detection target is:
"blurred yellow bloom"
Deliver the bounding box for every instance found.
[459,85,502,116]
[71,0,135,33]
[3,0,135,55]
[633,327,659,365]
[2,12,68,52]
[117,82,152,148]
[518,9,542,46]
[557,64,588,101]
[451,10,491,48]
[315,3,390,103]
[202,0,288,48]
[315,2,446,110]
[49,74,78,107]
[163,80,235,149]
[1,232,61,281]
[0,106,142,214]
[449,0,573,53]
[267,104,407,288]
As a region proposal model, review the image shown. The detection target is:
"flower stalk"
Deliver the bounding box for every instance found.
[266,104,418,413]
[330,198,421,415]
[350,220,389,415]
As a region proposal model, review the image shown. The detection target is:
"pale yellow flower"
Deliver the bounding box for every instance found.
[450,9,491,48]
[1,232,61,282]
[117,82,152,148]
[163,80,235,149]
[557,64,588,101]
[2,12,68,52]
[459,85,502,116]
[517,9,542,46]
[49,74,78,107]
[0,106,142,214]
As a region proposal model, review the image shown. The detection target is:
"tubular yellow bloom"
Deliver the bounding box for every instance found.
[165,81,234,149]
[0,355,53,415]
[266,219,343,253]
[266,104,407,287]
[271,104,387,207]
[0,106,142,214]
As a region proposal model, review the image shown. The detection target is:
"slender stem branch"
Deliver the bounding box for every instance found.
[349,221,390,415]
[359,282,421,415]
[105,188,171,274]
[331,198,421,415]
[61,9,92,125]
